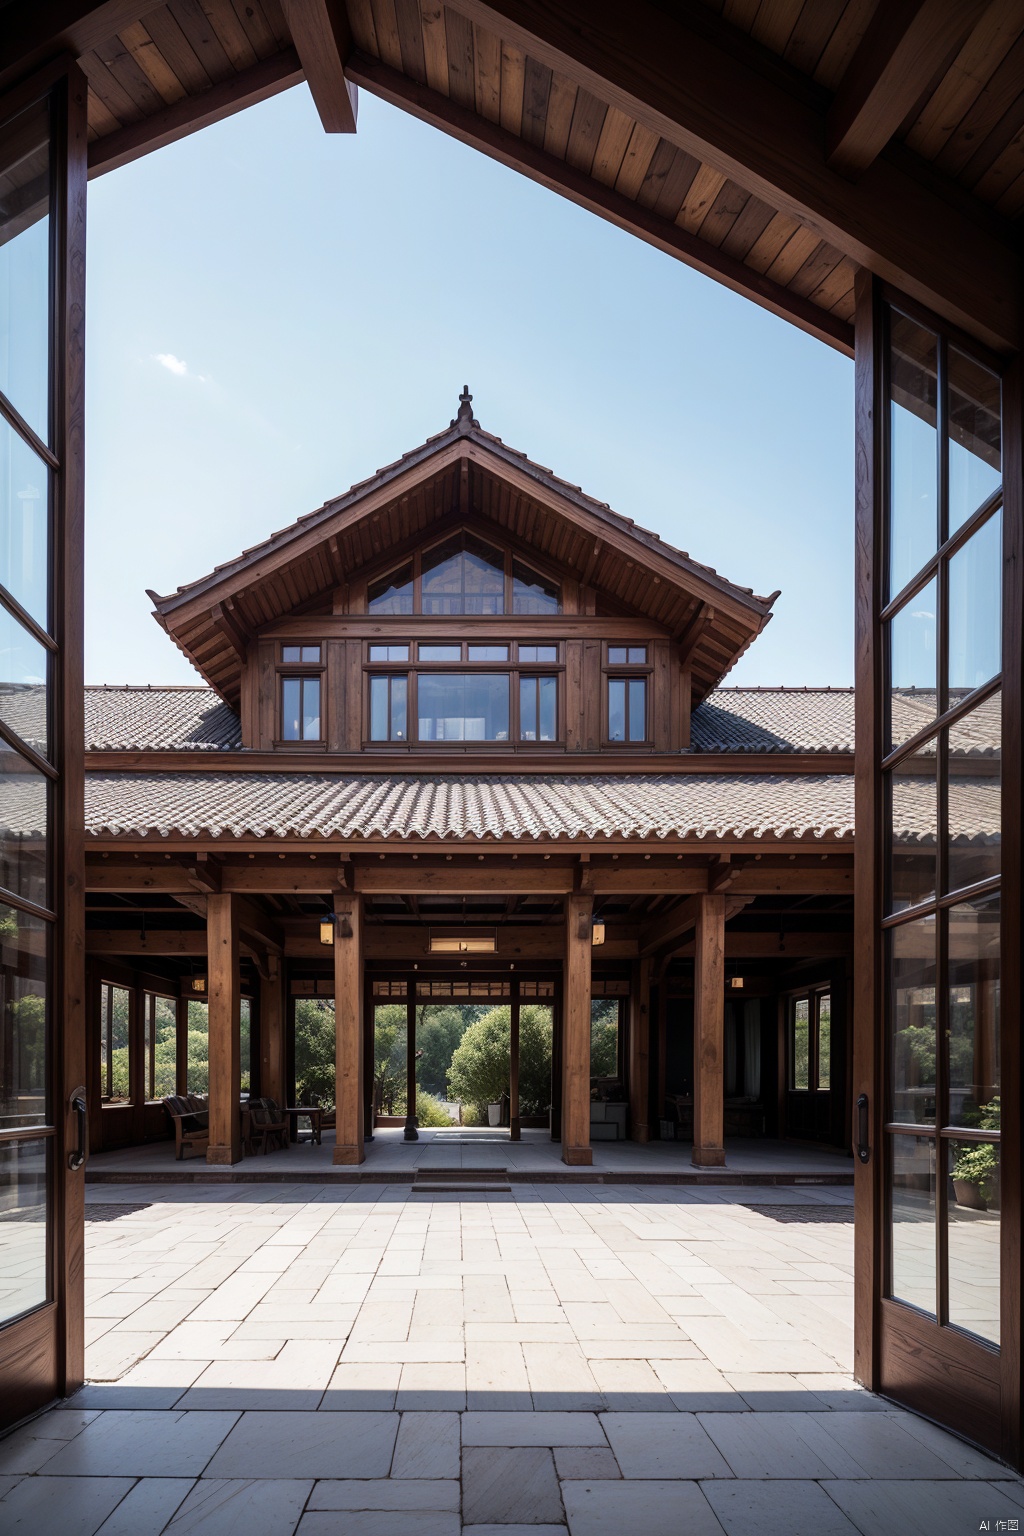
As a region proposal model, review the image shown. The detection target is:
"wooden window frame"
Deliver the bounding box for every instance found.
[141,989,178,1104]
[788,985,832,1094]
[366,671,409,744]
[275,642,326,748]
[366,534,563,618]
[591,994,624,1083]
[603,644,652,747]
[99,980,132,1104]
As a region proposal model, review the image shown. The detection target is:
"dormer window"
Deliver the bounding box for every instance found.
[605,643,650,744]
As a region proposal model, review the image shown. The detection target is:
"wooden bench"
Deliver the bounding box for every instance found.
[162,1094,210,1160]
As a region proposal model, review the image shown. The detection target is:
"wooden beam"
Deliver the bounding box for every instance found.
[84,747,856,774]
[355,865,574,895]
[692,892,725,1168]
[234,897,284,953]
[826,0,990,179]
[211,602,248,665]
[676,931,854,960]
[259,956,286,1105]
[206,893,241,1165]
[628,957,651,1143]
[333,890,364,1164]
[87,49,305,178]
[279,0,357,133]
[345,52,853,355]
[438,0,1021,352]
[0,1,152,89]
[562,892,593,1166]
[639,896,698,958]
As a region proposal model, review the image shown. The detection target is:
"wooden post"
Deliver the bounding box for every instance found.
[562,893,593,1166]
[404,988,418,1140]
[175,995,188,1095]
[259,957,286,1106]
[510,978,521,1141]
[206,893,242,1165]
[692,892,726,1168]
[333,891,364,1164]
[629,957,651,1143]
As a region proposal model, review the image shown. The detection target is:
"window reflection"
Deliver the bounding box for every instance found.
[890,917,936,1125]
[512,560,559,614]
[0,901,48,1130]
[369,674,406,741]
[608,676,646,742]
[948,693,1000,892]
[418,673,509,741]
[422,535,504,615]
[890,1134,936,1316]
[0,603,48,758]
[887,576,936,751]
[368,562,413,615]
[100,981,131,1102]
[0,413,49,629]
[0,101,50,447]
[888,748,936,913]
[948,348,1001,535]
[948,510,1001,693]
[0,738,47,908]
[0,1138,48,1324]
[281,676,320,741]
[947,893,1000,1129]
[889,314,938,600]
[520,675,557,741]
[947,1139,999,1345]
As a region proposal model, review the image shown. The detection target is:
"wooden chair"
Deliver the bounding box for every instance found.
[248,1096,290,1154]
[162,1094,210,1160]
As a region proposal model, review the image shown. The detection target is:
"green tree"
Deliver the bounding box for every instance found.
[448,1004,552,1120]
[415,1004,479,1097]
[374,1004,407,1114]
[590,1000,619,1078]
[294,998,336,1107]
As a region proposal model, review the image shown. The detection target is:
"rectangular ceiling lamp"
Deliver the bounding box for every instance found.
[429,927,497,954]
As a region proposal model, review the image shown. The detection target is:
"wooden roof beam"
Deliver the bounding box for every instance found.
[826,0,991,180]
[280,0,358,133]
[438,0,1021,352]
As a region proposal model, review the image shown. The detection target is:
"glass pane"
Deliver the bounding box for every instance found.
[0,737,47,908]
[101,982,131,1101]
[887,576,936,751]
[890,1133,936,1316]
[0,601,48,756]
[591,999,619,1078]
[889,313,937,600]
[302,677,320,740]
[818,994,831,1089]
[390,676,407,741]
[187,998,209,1094]
[948,509,1001,694]
[0,412,49,628]
[891,917,937,1125]
[282,646,301,662]
[0,899,48,1129]
[792,998,809,1089]
[0,1137,48,1324]
[888,748,936,913]
[607,678,625,742]
[512,560,559,614]
[240,997,250,1094]
[300,646,320,664]
[628,678,646,741]
[608,647,627,664]
[948,891,1000,1129]
[520,645,557,662]
[0,101,50,446]
[947,1139,999,1345]
[468,644,509,661]
[146,994,177,1101]
[369,644,409,662]
[520,676,537,741]
[369,675,388,741]
[628,647,647,664]
[538,675,557,741]
[422,535,504,615]
[417,674,509,741]
[419,644,461,661]
[948,348,1001,535]
[281,677,300,740]
[368,563,413,614]
[948,692,1000,891]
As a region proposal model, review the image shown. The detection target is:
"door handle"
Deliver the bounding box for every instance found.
[856,1093,870,1164]
[68,1087,87,1171]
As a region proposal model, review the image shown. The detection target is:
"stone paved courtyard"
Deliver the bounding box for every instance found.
[1,1181,1022,1534]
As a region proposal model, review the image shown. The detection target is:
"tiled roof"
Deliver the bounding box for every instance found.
[1,686,47,756]
[84,771,856,841]
[85,687,241,751]
[83,685,859,754]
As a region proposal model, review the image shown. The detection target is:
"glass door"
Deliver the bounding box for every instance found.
[0,63,87,1429]
[855,274,1016,1459]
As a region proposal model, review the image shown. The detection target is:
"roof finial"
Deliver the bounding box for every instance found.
[452,385,478,428]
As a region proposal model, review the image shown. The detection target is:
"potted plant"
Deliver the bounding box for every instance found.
[952,1140,999,1210]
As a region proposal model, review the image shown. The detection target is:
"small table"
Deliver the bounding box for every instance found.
[286,1106,323,1146]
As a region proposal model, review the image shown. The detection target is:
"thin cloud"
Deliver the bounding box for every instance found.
[154,352,188,376]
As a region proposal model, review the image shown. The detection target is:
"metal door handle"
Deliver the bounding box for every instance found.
[68,1088,87,1171]
[856,1093,870,1164]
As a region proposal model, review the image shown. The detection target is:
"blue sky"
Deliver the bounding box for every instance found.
[85,84,853,688]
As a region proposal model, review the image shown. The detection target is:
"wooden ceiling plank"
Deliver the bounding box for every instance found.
[261,0,294,52]
[167,0,236,81]
[79,48,146,127]
[0,0,157,88]
[826,0,993,178]
[370,0,403,70]
[811,0,877,92]
[783,0,848,79]
[960,89,1024,194]
[542,67,577,158]
[499,39,526,134]
[902,0,1023,162]
[933,27,1024,179]
[722,0,761,32]
[118,20,189,105]
[393,0,428,85]
[88,46,304,176]
[87,88,123,137]
[675,164,728,234]
[613,118,660,199]
[197,0,256,69]
[590,103,636,188]
[718,190,776,260]
[280,0,359,131]
[749,0,802,56]
[471,20,501,119]
[786,237,845,298]
[94,31,168,115]
[994,160,1024,218]
[520,54,552,148]
[227,0,282,61]
[444,4,476,106]
[142,9,216,95]
[807,252,857,311]
[346,0,381,55]
[692,177,749,248]
[564,86,608,176]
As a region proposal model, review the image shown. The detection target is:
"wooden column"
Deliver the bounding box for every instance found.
[333,891,364,1164]
[404,988,418,1140]
[206,893,242,1165]
[175,995,188,1095]
[562,893,593,1166]
[259,957,286,1106]
[628,957,651,1143]
[692,893,726,1168]
[510,978,521,1141]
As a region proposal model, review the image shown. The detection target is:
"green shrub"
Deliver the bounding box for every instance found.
[414,1091,456,1128]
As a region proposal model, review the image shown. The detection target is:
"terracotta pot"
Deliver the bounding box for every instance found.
[953,1178,987,1210]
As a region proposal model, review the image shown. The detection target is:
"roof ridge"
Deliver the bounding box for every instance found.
[703,685,855,694]
[85,683,224,693]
